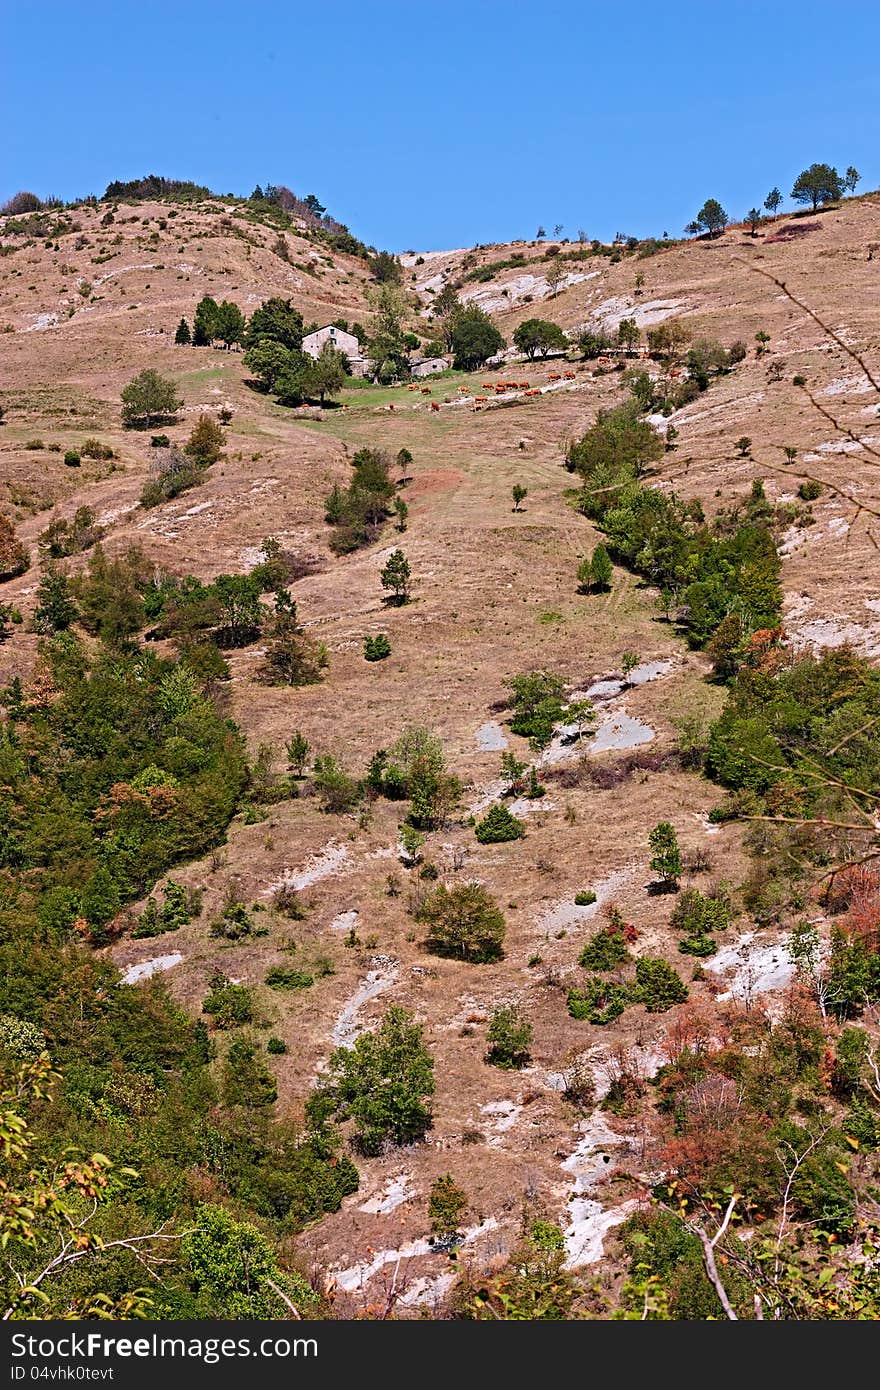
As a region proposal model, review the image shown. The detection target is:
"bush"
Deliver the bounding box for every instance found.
[474,803,525,843]
[506,670,577,750]
[671,888,729,956]
[266,1036,288,1055]
[312,755,360,813]
[579,928,630,971]
[63,449,81,468]
[265,966,314,990]
[132,880,201,937]
[364,633,391,661]
[485,1005,532,1069]
[80,438,115,460]
[633,957,689,1012]
[209,901,263,940]
[567,977,629,1024]
[184,414,225,466]
[418,882,506,963]
[428,1175,468,1238]
[798,479,822,501]
[574,890,596,906]
[202,974,255,1028]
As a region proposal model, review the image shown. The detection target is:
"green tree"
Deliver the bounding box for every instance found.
[261,601,328,687]
[418,881,506,963]
[512,484,528,512]
[314,1006,435,1154]
[285,730,310,776]
[302,342,347,403]
[617,317,640,352]
[695,199,728,236]
[33,567,77,633]
[633,956,689,1011]
[244,297,304,351]
[393,496,408,532]
[485,1005,533,1069]
[791,163,842,210]
[746,207,762,235]
[579,544,613,592]
[212,573,263,647]
[764,187,782,217]
[648,821,682,887]
[184,413,225,466]
[380,548,411,604]
[513,318,568,359]
[450,307,505,370]
[120,368,182,428]
[567,401,664,481]
[506,669,585,750]
[243,340,296,392]
[192,295,220,346]
[174,316,191,345]
[429,1175,468,1238]
[369,250,404,284]
[75,544,146,646]
[844,166,860,195]
[430,285,465,352]
[396,446,414,485]
[368,283,411,381]
[474,803,525,843]
[181,1203,317,1318]
[212,300,246,349]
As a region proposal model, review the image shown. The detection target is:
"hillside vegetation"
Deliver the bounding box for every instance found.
[1,176,880,1320]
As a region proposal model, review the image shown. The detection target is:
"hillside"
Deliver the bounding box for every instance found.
[2,188,879,1320]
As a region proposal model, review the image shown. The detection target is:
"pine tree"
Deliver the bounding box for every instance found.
[380,549,411,605]
[174,317,191,345]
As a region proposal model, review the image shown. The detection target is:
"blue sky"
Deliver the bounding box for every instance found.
[4,0,878,250]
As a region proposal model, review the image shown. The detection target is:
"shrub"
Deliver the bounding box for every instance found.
[0,514,28,581]
[418,882,506,963]
[133,879,201,937]
[267,1036,288,1054]
[633,957,689,1012]
[474,803,525,843]
[80,438,114,460]
[265,966,314,990]
[485,1005,533,1068]
[579,928,630,971]
[184,414,225,466]
[364,633,391,661]
[798,479,822,501]
[202,974,255,1028]
[671,888,729,956]
[506,670,581,750]
[63,449,81,468]
[428,1175,468,1238]
[209,900,263,940]
[567,977,629,1024]
[312,755,360,813]
[574,890,597,907]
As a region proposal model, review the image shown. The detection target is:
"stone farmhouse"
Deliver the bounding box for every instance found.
[302,324,370,377]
